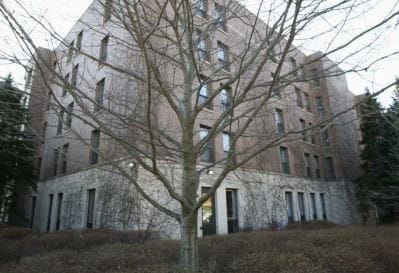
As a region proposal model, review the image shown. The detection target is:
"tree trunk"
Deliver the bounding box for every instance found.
[179,211,199,271]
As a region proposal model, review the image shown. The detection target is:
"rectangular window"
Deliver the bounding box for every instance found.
[295,87,303,108]
[57,110,64,135]
[314,155,321,178]
[199,76,212,109]
[47,194,54,232]
[195,0,207,18]
[66,102,74,128]
[220,86,231,112]
[90,130,100,165]
[310,193,317,220]
[271,72,280,98]
[290,58,298,77]
[76,30,83,51]
[53,148,59,176]
[196,30,208,61]
[200,126,214,163]
[285,191,294,223]
[274,109,285,134]
[300,119,307,142]
[316,96,324,117]
[94,78,105,112]
[62,74,69,97]
[61,144,69,174]
[298,192,306,221]
[304,153,311,178]
[226,189,239,233]
[223,132,230,159]
[304,93,311,112]
[103,0,112,23]
[312,68,320,87]
[325,157,336,179]
[215,3,226,30]
[322,126,330,146]
[280,147,290,174]
[71,64,79,87]
[55,193,63,231]
[67,41,74,62]
[309,123,316,144]
[86,189,96,228]
[99,35,109,63]
[320,193,327,220]
[217,41,229,71]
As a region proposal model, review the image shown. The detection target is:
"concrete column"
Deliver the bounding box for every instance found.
[216,186,228,235]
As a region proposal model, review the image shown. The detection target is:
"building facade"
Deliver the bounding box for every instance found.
[24,0,361,237]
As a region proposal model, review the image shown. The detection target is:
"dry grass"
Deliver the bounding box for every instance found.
[1,223,398,273]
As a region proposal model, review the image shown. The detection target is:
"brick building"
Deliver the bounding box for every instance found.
[23,0,361,237]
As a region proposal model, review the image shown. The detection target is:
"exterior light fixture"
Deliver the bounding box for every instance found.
[207,170,214,175]
[128,162,135,168]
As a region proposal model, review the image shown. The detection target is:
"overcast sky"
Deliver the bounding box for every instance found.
[1,0,398,107]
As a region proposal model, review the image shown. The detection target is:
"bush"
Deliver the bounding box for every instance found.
[0,225,398,273]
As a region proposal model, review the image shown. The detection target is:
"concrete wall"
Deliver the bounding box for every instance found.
[31,163,360,238]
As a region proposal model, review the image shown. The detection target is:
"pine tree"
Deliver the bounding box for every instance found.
[0,74,35,224]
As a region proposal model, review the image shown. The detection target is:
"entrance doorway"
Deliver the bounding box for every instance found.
[226,189,239,233]
[201,187,216,236]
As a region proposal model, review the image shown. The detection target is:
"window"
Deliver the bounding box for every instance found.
[325,157,336,179]
[320,193,327,220]
[309,123,316,144]
[316,96,324,117]
[310,193,317,220]
[103,0,112,23]
[280,147,290,174]
[295,87,303,108]
[76,30,83,51]
[99,35,109,63]
[304,153,311,178]
[314,155,320,178]
[274,109,285,134]
[304,93,311,112]
[223,132,230,159]
[298,192,306,221]
[300,119,307,142]
[66,102,74,128]
[285,191,294,223]
[195,0,207,18]
[196,30,208,61]
[271,72,281,98]
[220,86,231,112]
[90,130,100,165]
[215,3,226,30]
[61,144,69,174]
[200,126,214,162]
[67,41,74,62]
[94,78,105,112]
[290,58,298,77]
[71,64,79,87]
[226,189,239,233]
[312,68,320,87]
[57,110,64,135]
[217,41,229,71]
[199,76,212,109]
[322,126,330,146]
[42,122,47,143]
[47,194,54,232]
[86,189,96,228]
[56,193,63,231]
[53,148,59,176]
[62,74,69,97]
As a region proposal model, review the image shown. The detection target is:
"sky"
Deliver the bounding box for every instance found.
[0,0,398,107]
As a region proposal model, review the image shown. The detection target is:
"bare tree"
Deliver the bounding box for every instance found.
[1,0,399,269]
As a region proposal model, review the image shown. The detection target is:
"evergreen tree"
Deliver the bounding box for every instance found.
[0,74,35,224]
[357,92,387,224]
